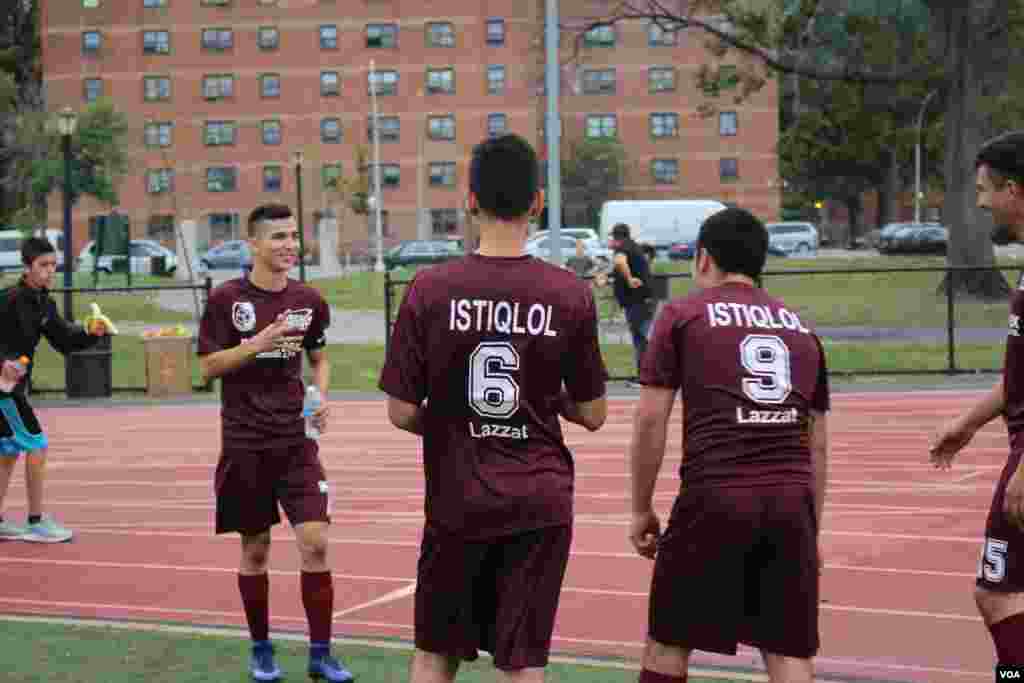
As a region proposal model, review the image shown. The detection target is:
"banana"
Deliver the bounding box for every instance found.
[85,302,119,335]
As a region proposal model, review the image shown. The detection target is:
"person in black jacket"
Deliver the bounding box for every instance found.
[0,237,109,543]
[607,223,656,379]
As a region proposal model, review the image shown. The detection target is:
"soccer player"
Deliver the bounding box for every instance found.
[627,207,830,683]
[930,130,1024,667]
[197,203,352,682]
[0,236,110,543]
[379,134,608,683]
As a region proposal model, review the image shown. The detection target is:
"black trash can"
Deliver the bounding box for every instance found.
[151,255,168,277]
[651,274,670,301]
[65,334,113,399]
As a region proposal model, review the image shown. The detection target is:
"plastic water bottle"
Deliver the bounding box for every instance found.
[0,356,29,393]
[303,385,322,440]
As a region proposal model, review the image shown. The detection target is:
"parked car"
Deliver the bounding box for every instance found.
[198,240,252,271]
[0,229,67,272]
[669,238,786,260]
[383,239,464,269]
[765,222,819,256]
[529,227,601,243]
[77,239,177,274]
[878,224,948,254]
[525,234,611,265]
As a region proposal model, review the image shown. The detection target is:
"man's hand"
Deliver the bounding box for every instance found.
[312,399,330,434]
[87,320,108,336]
[251,313,294,353]
[929,416,977,470]
[629,508,661,560]
[628,276,643,289]
[1005,465,1024,531]
[1,359,27,386]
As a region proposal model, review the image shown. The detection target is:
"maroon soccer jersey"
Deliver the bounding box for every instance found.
[640,282,829,489]
[1004,278,1024,447]
[378,254,607,539]
[198,277,330,450]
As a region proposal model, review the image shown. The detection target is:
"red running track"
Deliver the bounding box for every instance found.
[0,391,1008,682]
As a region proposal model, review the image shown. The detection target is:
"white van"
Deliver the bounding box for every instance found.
[598,200,728,255]
[0,229,66,272]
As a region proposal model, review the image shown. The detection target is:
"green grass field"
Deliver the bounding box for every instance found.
[0,618,753,683]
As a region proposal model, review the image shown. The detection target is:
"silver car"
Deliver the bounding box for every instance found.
[765,222,819,256]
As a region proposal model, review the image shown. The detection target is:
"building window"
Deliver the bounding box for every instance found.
[650,112,678,138]
[649,66,677,93]
[366,163,400,188]
[648,21,679,46]
[431,208,458,235]
[146,168,174,194]
[146,214,175,243]
[585,114,616,139]
[719,111,738,136]
[207,167,238,192]
[368,116,400,143]
[583,25,615,47]
[204,120,236,146]
[487,113,507,138]
[208,213,240,242]
[320,71,340,96]
[319,25,338,49]
[258,27,279,50]
[83,0,100,7]
[428,115,455,140]
[703,65,739,96]
[486,65,505,95]
[486,19,505,46]
[720,158,739,182]
[144,121,173,148]
[201,28,233,50]
[262,119,282,145]
[429,162,456,187]
[143,30,170,55]
[426,68,455,94]
[582,68,615,95]
[260,73,281,98]
[144,76,171,101]
[202,74,234,100]
[426,22,454,47]
[321,117,342,143]
[82,31,102,53]
[651,158,678,184]
[83,78,103,103]
[321,164,342,190]
[263,166,282,192]
[201,0,231,5]
[366,23,397,48]
[368,70,398,96]
[143,0,167,7]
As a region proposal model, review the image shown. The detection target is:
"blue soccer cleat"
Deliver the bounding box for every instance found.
[250,641,281,682]
[308,652,354,682]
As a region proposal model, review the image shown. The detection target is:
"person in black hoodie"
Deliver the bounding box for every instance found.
[0,236,109,543]
[607,223,656,379]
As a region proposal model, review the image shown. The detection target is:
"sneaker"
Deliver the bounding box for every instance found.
[308,653,354,682]
[0,519,25,540]
[250,643,281,682]
[22,516,73,543]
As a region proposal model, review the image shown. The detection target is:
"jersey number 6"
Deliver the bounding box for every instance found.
[740,334,793,404]
[469,341,521,419]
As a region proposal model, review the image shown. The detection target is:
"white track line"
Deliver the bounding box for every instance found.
[333,582,416,619]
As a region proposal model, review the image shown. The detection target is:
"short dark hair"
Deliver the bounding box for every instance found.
[696,207,768,280]
[640,243,656,260]
[248,203,293,235]
[976,131,1024,188]
[21,236,56,266]
[611,223,631,239]
[469,134,539,220]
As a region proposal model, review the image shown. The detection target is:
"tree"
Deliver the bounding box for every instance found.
[0,0,41,223]
[561,137,626,228]
[571,0,1019,299]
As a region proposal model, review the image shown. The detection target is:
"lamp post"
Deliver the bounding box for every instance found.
[57,107,78,321]
[369,59,385,273]
[293,150,307,282]
[915,89,938,225]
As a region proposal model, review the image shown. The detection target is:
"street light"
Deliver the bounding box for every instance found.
[915,89,938,225]
[293,150,307,282]
[369,59,385,273]
[57,107,78,321]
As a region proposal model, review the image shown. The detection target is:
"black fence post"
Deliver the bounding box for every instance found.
[202,276,214,392]
[384,269,392,356]
[946,266,957,373]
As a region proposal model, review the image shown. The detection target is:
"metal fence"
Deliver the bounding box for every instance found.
[30,278,214,396]
[385,263,1020,381]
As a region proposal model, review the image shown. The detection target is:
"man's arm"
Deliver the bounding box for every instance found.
[931,378,1005,468]
[959,378,1006,431]
[199,313,291,382]
[39,300,100,355]
[613,253,633,279]
[630,386,676,514]
[809,410,829,530]
[387,396,425,436]
[306,347,331,432]
[558,390,606,432]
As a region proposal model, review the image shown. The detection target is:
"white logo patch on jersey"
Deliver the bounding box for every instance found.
[284,308,314,332]
[232,301,256,332]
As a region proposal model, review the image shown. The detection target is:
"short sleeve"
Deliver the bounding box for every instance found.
[303,295,330,350]
[811,336,830,412]
[197,290,237,355]
[378,277,428,405]
[639,304,684,389]
[562,285,607,403]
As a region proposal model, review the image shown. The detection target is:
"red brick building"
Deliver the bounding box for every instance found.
[41,0,779,260]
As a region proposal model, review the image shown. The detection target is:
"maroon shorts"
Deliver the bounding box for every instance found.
[214,440,330,535]
[414,524,572,670]
[977,451,1024,592]
[649,484,820,659]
